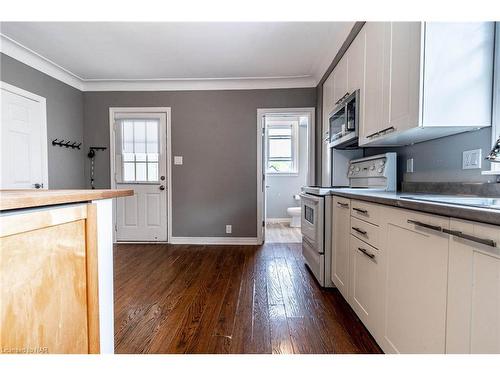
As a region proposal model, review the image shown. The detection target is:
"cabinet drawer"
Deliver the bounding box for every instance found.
[351,200,381,226]
[351,216,380,249]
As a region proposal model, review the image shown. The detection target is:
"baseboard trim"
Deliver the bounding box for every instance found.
[170,236,261,245]
[266,218,291,224]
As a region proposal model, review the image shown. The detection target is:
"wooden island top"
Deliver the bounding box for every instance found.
[0,189,134,211]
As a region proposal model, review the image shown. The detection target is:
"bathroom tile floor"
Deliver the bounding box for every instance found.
[265,222,302,243]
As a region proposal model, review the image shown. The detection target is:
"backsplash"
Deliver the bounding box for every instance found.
[364,127,495,186]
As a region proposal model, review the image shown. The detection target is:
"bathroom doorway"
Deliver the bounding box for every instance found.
[257,108,314,244]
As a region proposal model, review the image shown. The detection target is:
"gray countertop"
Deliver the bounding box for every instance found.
[330,188,500,226]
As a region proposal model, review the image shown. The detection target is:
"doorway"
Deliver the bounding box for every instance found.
[257,108,315,245]
[0,82,48,189]
[109,107,172,242]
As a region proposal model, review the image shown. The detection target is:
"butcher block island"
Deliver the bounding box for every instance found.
[0,189,133,354]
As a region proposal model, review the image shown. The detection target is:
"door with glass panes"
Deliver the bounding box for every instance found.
[114,112,167,241]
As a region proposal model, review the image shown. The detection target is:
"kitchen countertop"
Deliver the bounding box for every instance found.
[330,188,500,226]
[0,189,134,211]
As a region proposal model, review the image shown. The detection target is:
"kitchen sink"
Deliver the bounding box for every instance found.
[400,196,500,210]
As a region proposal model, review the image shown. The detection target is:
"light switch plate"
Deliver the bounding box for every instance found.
[225,225,232,234]
[406,158,414,173]
[463,149,482,169]
[174,156,183,165]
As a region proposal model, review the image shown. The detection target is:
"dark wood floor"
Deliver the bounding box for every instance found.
[113,242,382,354]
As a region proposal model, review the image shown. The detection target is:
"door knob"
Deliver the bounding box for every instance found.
[159,185,165,191]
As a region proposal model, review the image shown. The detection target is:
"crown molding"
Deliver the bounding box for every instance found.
[0,34,84,90]
[1,33,318,91]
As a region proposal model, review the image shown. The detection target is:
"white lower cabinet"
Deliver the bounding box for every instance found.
[330,198,500,353]
[446,219,500,353]
[331,197,351,300]
[349,235,379,333]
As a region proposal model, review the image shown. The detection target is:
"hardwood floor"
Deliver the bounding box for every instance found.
[113,243,382,354]
[265,222,302,243]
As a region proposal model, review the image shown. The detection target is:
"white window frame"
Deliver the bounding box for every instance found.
[484,22,500,175]
[265,118,299,176]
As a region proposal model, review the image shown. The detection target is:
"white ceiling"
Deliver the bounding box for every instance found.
[0,22,353,90]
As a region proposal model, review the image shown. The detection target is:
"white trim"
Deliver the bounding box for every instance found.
[0,34,84,90]
[0,81,49,189]
[170,237,260,245]
[109,107,172,242]
[266,218,292,224]
[257,107,315,245]
[1,34,317,91]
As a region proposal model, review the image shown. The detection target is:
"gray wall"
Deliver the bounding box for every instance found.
[83,89,316,237]
[364,127,494,187]
[0,53,85,188]
[266,123,308,218]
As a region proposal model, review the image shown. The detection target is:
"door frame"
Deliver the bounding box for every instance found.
[0,81,49,189]
[256,107,315,245]
[109,107,172,243]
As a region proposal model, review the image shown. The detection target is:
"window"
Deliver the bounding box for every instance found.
[266,118,299,174]
[121,119,159,182]
[485,22,500,174]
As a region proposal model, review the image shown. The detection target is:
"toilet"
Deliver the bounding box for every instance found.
[287,195,302,228]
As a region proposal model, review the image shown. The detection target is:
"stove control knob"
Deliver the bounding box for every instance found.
[378,168,384,173]
[354,166,360,172]
[379,160,386,166]
[370,165,375,171]
[350,165,355,170]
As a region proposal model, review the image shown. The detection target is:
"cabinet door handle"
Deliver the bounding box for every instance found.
[366,130,380,139]
[352,227,367,235]
[337,202,349,208]
[443,229,497,248]
[407,219,442,233]
[353,207,368,214]
[366,126,396,139]
[358,247,375,259]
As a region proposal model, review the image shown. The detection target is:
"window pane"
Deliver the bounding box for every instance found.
[269,138,292,158]
[123,153,134,162]
[146,120,159,153]
[268,127,292,136]
[135,153,147,162]
[122,121,134,153]
[147,162,159,181]
[148,153,159,162]
[136,162,147,181]
[267,161,293,173]
[134,121,146,153]
[123,162,135,181]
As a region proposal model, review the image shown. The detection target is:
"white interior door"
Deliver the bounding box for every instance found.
[114,113,168,241]
[1,83,48,189]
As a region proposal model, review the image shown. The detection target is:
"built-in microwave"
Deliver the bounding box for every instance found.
[328,89,359,149]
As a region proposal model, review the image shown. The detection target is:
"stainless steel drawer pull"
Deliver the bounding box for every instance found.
[352,227,367,235]
[353,207,368,214]
[358,247,375,259]
[407,219,442,233]
[443,229,497,248]
[337,202,349,208]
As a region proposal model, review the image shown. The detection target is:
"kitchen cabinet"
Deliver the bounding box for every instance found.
[346,27,366,97]
[361,22,386,146]
[379,206,450,353]
[349,234,379,332]
[0,204,100,354]
[331,197,351,300]
[446,219,500,353]
[359,22,494,147]
[332,55,348,106]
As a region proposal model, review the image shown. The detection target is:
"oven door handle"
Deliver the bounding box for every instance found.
[299,193,321,203]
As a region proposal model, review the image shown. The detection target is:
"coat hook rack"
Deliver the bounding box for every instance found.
[52,139,82,150]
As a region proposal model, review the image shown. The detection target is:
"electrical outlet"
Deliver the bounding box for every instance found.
[406,158,414,173]
[225,225,232,234]
[463,149,482,169]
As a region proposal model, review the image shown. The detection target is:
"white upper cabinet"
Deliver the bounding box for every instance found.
[360,22,386,146]
[332,55,348,106]
[446,219,500,354]
[359,22,495,147]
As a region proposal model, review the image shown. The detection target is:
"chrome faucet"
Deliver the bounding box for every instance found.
[486,136,500,163]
